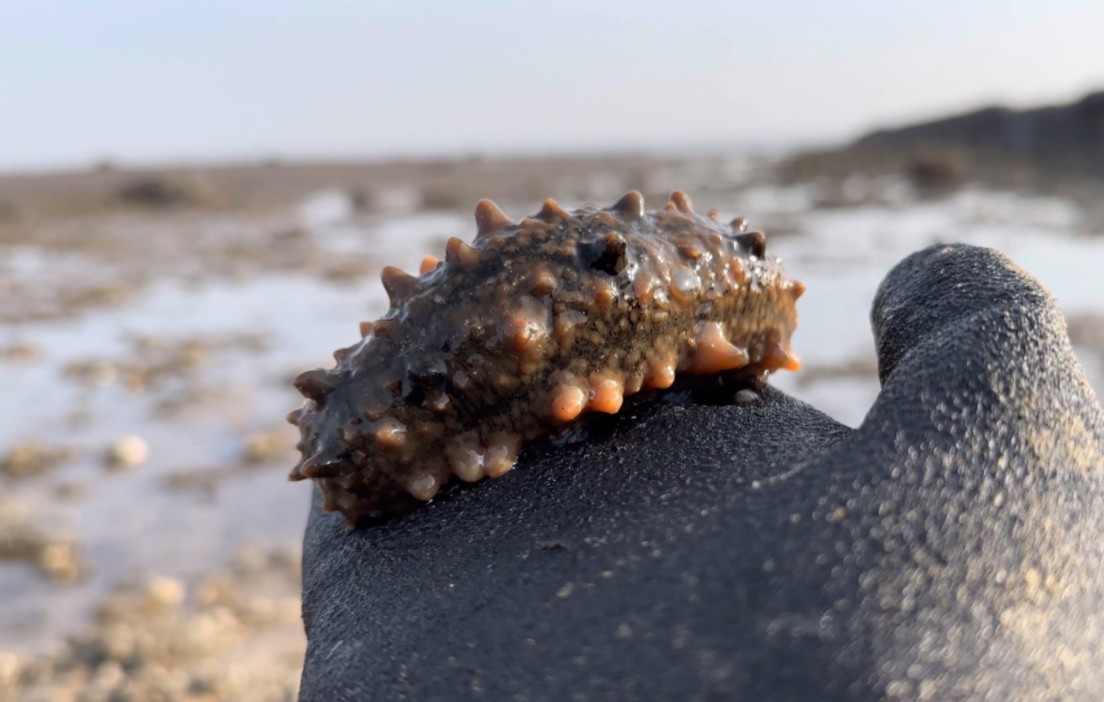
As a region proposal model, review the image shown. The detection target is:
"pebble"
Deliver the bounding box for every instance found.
[1,442,70,479]
[104,436,150,470]
[0,652,20,689]
[37,541,83,584]
[243,430,291,464]
[143,576,186,610]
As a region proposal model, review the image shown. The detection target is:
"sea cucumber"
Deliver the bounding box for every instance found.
[287,191,804,526]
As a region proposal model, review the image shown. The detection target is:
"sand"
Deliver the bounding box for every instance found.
[1,152,1101,700]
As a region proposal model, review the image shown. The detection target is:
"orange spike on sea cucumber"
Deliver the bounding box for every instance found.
[549,383,587,423]
[294,369,336,403]
[404,473,440,501]
[380,265,418,304]
[359,321,374,338]
[643,355,677,389]
[595,211,618,227]
[300,452,345,479]
[447,441,486,483]
[669,190,693,213]
[686,322,749,374]
[445,236,480,266]
[538,198,568,221]
[587,375,624,414]
[474,199,512,235]
[483,433,520,478]
[762,342,802,372]
[374,418,408,449]
[612,191,645,219]
[419,256,440,275]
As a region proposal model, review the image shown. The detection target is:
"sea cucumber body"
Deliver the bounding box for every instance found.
[288,191,803,526]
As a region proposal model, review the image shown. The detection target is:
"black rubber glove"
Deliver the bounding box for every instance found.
[298,244,1104,701]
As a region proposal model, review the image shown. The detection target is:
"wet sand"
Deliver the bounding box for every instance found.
[1,154,1102,700]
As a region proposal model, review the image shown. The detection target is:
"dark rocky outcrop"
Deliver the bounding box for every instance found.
[857,91,1104,179]
[783,90,1104,198]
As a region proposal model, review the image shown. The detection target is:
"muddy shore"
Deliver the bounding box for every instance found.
[2,153,1103,701]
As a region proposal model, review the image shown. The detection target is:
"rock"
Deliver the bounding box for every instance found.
[104,436,149,470]
[856,90,1104,181]
[1,443,71,479]
[232,544,267,576]
[53,482,88,501]
[37,540,84,584]
[116,174,218,209]
[84,661,126,701]
[62,359,119,387]
[0,652,20,690]
[143,576,186,611]
[243,430,292,464]
[1068,313,1104,355]
[903,149,969,193]
[0,342,41,362]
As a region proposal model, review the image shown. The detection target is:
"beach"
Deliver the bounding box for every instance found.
[2,152,1103,700]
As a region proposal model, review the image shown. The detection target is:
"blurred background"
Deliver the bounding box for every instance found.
[2,2,1103,700]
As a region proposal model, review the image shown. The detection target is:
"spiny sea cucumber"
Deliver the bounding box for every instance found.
[288,191,804,526]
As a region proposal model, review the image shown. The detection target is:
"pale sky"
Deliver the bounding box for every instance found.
[2,0,1103,171]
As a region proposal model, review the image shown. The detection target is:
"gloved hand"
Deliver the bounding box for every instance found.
[298,244,1104,701]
